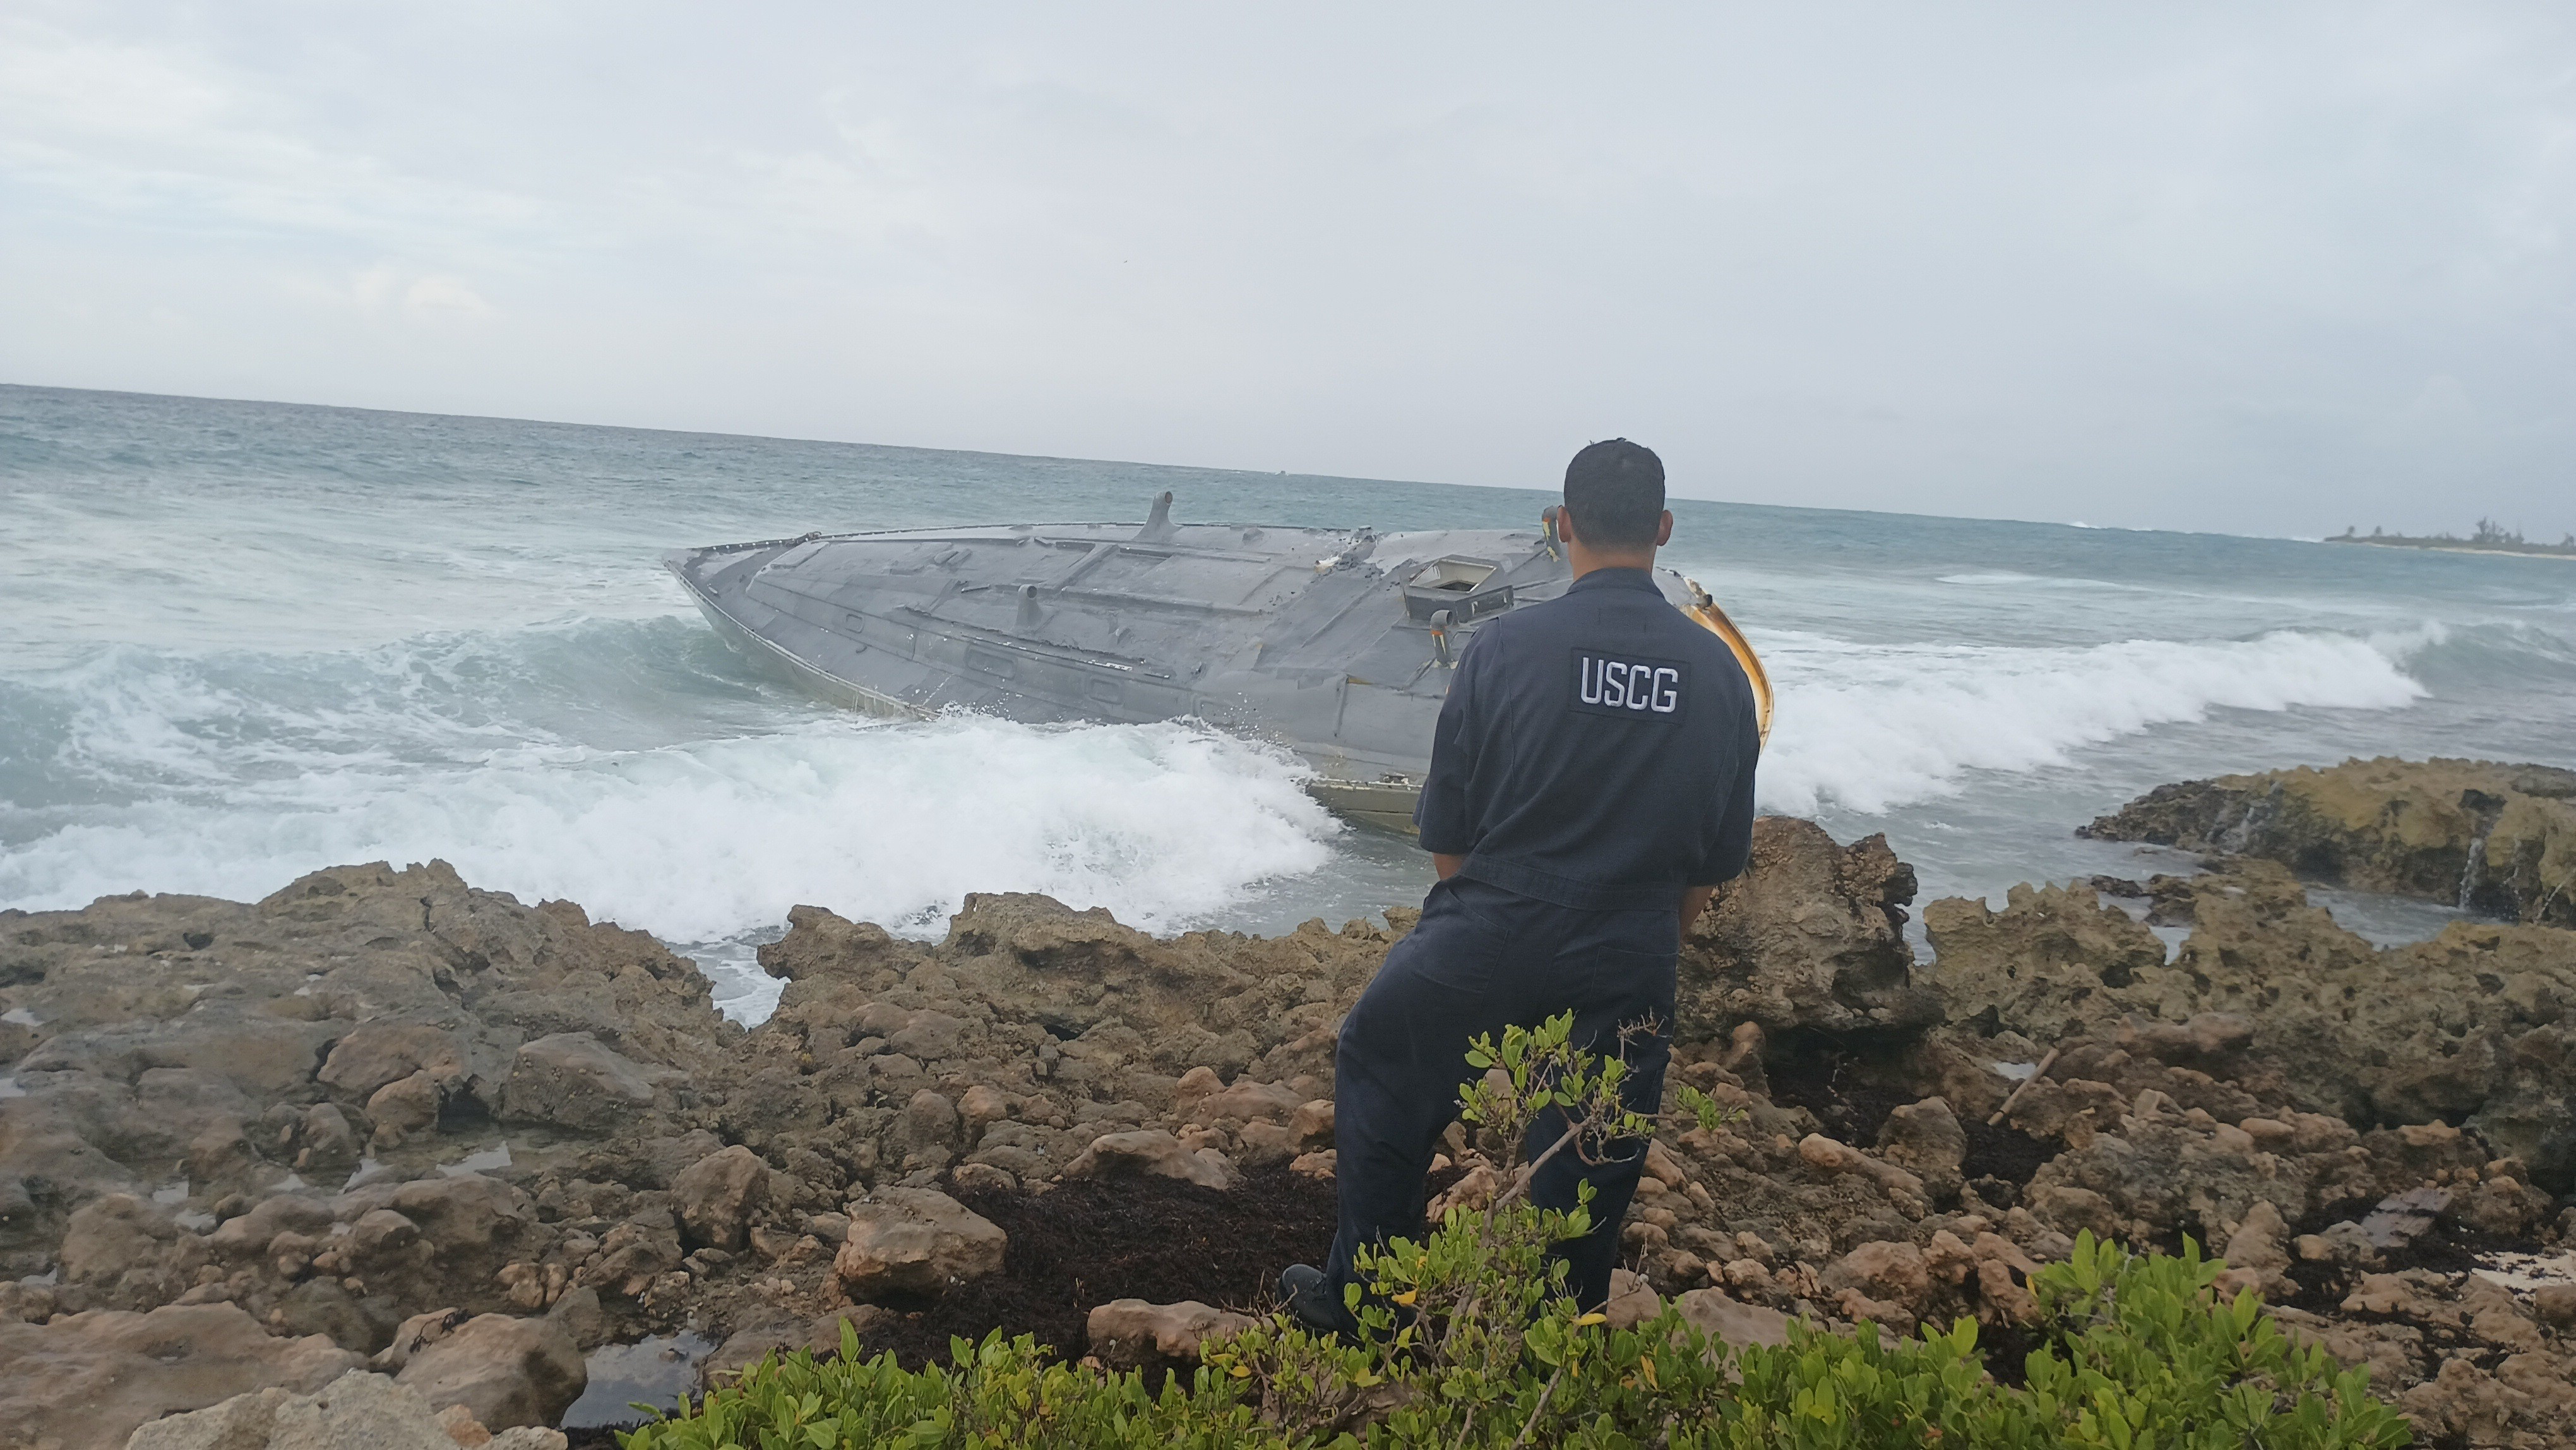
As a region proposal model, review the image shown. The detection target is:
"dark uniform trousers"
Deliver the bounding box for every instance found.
[1327,874,1678,1315]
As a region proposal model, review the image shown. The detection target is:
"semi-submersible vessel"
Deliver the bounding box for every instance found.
[667,494,1772,831]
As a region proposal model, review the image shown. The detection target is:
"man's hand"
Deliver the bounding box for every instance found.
[1681,884,1719,932]
[1433,853,1465,880]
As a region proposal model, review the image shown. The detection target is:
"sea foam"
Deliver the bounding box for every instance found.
[1755,626,2431,815]
[0,712,1342,950]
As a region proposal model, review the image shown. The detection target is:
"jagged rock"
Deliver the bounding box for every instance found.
[1084,1299,1254,1372]
[1064,1129,1236,1189]
[390,1314,585,1431]
[3,826,2565,1440]
[2024,1100,2308,1250]
[499,1034,659,1132]
[1930,860,2576,1190]
[1875,1098,1967,1202]
[1603,1269,1662,1330]
[318,1026,467,1104]
[0,860,729,1314]
[0,1303,359,1450]
[1796,1135,1926,1215]
[1290,1100,1335,1153]
[832,1189,1006,1300]
[59,1194,188,1295]
[1679,819,1938,1045]
[893,1090,961,1169]
[2215,1199,2293,1297]
[1673,1287,1792,1348]
[2084,756,2576,926]
[125,1368,564,1450]
[671,1146,769,1252]
[364,1073,443,1144]
[1923,884,2169,1041]
[1823,1240,1931,1311]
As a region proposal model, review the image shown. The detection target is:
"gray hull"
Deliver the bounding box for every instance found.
[664,498,1718,831]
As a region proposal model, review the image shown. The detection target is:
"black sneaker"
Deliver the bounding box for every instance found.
[1279,1262,1354,1336]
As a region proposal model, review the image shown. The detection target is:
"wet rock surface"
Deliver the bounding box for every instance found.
[2084,755,2576,926]
[0,784,2569,1446]
[1929,859,2576,1192]
[125,1369,568,1450]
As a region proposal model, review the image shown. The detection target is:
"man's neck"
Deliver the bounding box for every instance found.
[1566,542,1656,580]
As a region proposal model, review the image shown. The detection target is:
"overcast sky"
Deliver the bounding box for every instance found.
[3,3,2570,537]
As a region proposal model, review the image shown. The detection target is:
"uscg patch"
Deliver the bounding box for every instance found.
[1570,649,1686,722]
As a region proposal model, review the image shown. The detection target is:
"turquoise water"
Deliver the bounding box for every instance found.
[5,385,2572,1019]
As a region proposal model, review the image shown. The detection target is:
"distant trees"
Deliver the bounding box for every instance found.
[2327,520,2575,555]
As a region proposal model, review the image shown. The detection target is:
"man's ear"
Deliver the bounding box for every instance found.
[1554,505,1580,544]
[1654,510,1674,548]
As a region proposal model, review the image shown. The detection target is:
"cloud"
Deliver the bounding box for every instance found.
[0,2,2570,537]
[403,273,493,321]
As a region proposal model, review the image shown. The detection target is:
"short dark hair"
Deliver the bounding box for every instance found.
[1562,439,1666,548]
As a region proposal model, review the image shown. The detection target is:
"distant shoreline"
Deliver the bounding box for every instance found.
[2324,536,2576,561]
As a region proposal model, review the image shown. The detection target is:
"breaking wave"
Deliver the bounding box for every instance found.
[0,627,1343,982]
[1755,626,2435,815]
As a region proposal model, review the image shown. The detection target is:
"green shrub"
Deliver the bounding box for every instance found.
[623,1017,2410,1449]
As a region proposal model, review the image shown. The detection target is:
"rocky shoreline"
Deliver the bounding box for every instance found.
[3,758,2573,1448]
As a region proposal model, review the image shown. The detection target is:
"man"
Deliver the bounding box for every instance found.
[1281,438,1761,1332]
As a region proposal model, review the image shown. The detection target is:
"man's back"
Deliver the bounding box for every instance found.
[1414,566,1760,912]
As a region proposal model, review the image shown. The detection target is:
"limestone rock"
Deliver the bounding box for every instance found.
[391,1314,586,1431]
[1823,1240,1931,1309]
[832,1189,1007,1300]
[893,1090,961,1168]
[2084,755,2576,926]
[1673,1287,1792,1349]
[0,1303,358,1450]
[1084,1298,1253,1372]
[1922,884,2169,1043]
[127,1369,476,1450]
[1602,1269,1662,1331]
[318,1026,467,1104]
[498,1033,658,1132]
[364,1073,443,1142]
[1680,819,1937,1045]
[2215,1199,2293,1297]
[671,1145,769,1252]
[1875,1097,1967,1201]
[1930,855,2576,1190]
[1063,1129,1237,1190]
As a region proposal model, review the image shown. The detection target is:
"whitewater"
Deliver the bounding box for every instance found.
[6,385,2573,1021]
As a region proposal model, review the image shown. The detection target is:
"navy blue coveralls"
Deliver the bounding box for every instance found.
[1326,566,1760,1312]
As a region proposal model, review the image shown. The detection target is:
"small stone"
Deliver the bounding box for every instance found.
[1063,1129,1236,1189]
[1674,1288,1792,1350]
[833,1189,1008,1300]
[391,1314,588,1431]
[368,1071,444,1142]
[437,1400,495,1447]
[958,1084,1013,1130]
[895,1089,962,1165]
[672,1145,770,1252]
[499,1034,658,1133]
[1172,1066,1224,1113]
[1823,1240,1931,1308]
[1085,1298,1255,1371]
[1603,1269,1662,1330]
[1289,1099,1335,1153]
[2239,1117,2297,1152]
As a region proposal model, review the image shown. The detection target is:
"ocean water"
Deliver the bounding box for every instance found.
[5,385,2572,1021]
